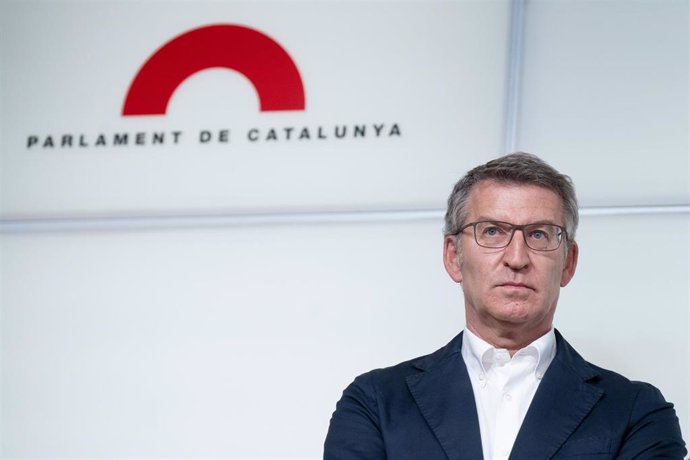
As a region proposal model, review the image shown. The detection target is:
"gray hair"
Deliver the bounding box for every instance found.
[443,152,579,241]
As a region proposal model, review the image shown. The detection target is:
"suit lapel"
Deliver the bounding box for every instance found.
[509,331,604,459]
[406,333,483,460]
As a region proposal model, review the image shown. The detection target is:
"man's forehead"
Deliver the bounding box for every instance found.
[466,180,565,220]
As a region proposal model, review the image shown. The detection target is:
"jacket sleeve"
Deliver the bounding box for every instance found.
[617,382,687,459]
[324,372,387,460]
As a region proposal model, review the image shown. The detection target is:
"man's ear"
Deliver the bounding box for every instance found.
[560,241,579,287]
[443,235,463,283]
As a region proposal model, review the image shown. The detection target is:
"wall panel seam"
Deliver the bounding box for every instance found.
[503,0,526,154]
[0,205,688,233]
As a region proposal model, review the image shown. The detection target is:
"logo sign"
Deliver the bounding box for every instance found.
[123,24,305,115]
[25,23,400,150]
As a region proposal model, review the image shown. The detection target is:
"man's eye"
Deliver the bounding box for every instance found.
[483,226,505,237]
[528,228,551,240]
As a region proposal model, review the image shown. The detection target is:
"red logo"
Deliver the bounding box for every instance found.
[123,24,305,115]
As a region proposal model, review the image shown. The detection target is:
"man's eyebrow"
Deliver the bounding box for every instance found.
[472,217,561,225]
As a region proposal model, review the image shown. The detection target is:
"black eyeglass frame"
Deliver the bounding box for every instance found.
[457,220,569,252]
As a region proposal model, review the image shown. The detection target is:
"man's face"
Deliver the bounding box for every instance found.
[443,180,578,339]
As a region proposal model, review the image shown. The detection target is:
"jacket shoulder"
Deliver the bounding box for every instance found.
[324,335,464,459]
[554,332,686,455]
[353,331,464,390]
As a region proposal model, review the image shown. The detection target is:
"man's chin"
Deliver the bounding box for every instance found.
[488,304,536,325]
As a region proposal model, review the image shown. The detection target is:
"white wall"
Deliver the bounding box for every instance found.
[1,0,688,458]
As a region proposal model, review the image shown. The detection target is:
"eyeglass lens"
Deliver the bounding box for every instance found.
[474,221,563,251]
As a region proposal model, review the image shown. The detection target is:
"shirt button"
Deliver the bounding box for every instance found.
[536,371,544,379]
[503,392,512,401]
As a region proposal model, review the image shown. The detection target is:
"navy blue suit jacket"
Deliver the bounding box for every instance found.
[324,330,686,459]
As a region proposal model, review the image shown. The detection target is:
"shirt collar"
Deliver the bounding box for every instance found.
[463,328,556,380]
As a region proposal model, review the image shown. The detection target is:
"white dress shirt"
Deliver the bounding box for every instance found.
[461,328,556,460]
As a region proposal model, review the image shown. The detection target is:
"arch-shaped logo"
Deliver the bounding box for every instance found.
[122,24,306,115]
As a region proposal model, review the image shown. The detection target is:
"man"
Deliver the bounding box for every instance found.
[324,153,686,459]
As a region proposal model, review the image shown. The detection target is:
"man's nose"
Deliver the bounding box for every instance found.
[502,229,530,270]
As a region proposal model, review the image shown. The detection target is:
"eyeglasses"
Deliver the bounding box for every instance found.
[458,221,568,251]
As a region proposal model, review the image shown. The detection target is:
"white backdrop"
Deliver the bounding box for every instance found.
[1,0,688,458]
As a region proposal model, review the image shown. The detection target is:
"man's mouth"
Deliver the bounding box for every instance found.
[497,282,535,291]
